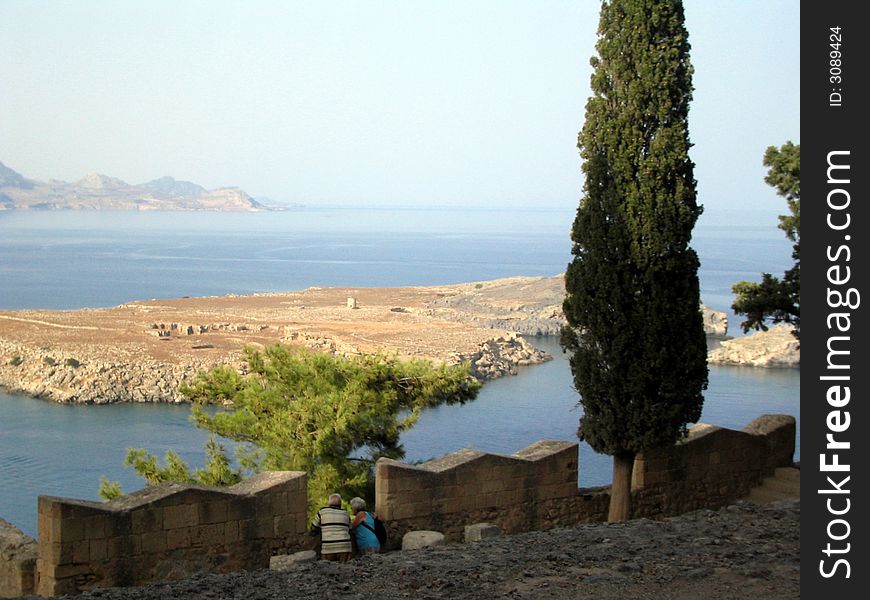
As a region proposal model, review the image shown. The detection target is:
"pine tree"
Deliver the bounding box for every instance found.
[100,345,480,514]
[561,0,708,522]
[732,142,800,338]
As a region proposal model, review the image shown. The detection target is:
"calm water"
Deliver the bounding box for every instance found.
[0,209,799,537]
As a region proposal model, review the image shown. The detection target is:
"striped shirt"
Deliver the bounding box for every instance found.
[312,506,352,554]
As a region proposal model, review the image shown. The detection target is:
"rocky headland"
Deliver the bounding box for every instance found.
[0,279,557,404]
[0,275,792,405]
[707,324,800,368]
[0,161,268,212]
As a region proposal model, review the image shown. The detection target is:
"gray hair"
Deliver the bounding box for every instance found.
[349,497,367,512]
[328,493,342,507]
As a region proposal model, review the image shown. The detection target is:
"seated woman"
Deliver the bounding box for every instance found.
[348,497,381,555]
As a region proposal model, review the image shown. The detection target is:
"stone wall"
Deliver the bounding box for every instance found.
[376,415,796,544]
[35,471,309,596]
[0,519,36,598]
[632,415,796,517]
[375,440,593,545]
[1,414,795,596]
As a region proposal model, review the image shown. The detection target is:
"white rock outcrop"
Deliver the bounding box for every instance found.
[707,324,799,367]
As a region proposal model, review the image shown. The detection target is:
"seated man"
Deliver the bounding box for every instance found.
[311,493,352,561]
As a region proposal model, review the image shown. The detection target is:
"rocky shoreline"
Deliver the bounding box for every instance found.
[24,499,800,600]
[707,324,800,368]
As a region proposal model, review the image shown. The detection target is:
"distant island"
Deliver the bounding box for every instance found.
[0,161,273,212]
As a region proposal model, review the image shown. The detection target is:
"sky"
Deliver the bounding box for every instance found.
[1,1,799,222]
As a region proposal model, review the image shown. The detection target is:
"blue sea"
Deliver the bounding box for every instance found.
[0,208,799,537]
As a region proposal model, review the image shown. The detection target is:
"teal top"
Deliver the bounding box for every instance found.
[353,512,380,551]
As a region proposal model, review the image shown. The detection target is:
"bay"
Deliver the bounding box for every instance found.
[0,208,799,537]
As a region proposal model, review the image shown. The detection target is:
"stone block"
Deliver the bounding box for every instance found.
[227,498,255,521]
[88,537,108,562]
[163,504,197,530]
[55,517,85,544]
[84,514,111,539]
[140,531,167,554]
[38,513,55,543]
[288,491,307,515]
[459,481,482,498]
[401,530,445,550]
[464,523,502,543]
[51,562,93,579]
[200,500,228,524]
[390,504,420,521]
[494,465,521,482]
[106,535,138,559]
[398,475,428,492]
[481,493,501,508]
[239,519,256,539]
[255,494,273,516]
[108,516,132,537]
[71,540,90,563]
[269,550,317,571]
[295,513,308,534]
[273,514,296,536]
[434,497,461,514]
[225,521,240,544]
[271,492,288,516]
[131,508,163,534]
[166,527,191,550]
[44,541,74,564]
[456,496,477,512]
[255,517,274,538]
[406,489,435,505]
[191,523,226,548]
[455,468,479,485]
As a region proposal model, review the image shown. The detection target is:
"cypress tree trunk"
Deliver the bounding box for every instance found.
[608,452,635,522]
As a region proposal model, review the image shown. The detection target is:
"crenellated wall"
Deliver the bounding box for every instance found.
[631,414,796,517]
[375,440,603,544]
[0,414,796,596]
[376,415,796,544]
[35,471,309,596]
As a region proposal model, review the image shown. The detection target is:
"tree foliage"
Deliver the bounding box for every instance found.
[561,0,708,520]
[101,345,480,512]
[732,141,800,338]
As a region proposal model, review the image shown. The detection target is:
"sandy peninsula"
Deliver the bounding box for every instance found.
[0,275,745,405]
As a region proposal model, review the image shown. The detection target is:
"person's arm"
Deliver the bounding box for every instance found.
[311,509,322,532]
[350,511,366,530]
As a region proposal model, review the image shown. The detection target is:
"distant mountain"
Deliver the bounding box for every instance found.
[140,176,207,198]
[76,172,129,190]
[0,162,269,212]
[0,161,34,189]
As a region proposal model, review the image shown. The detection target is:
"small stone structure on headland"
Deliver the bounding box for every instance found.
[0,414,795,597]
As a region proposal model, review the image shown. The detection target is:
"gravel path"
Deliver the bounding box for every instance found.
[34,499,799,600]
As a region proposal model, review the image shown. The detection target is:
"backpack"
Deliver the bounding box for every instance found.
[361,512,388,545]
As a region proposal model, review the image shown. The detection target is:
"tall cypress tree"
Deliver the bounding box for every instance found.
[561,0,708,522]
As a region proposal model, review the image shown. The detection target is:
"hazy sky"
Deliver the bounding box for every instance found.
[1,1,799,220]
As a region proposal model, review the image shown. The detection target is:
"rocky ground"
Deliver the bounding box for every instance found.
[31,499,799,600]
